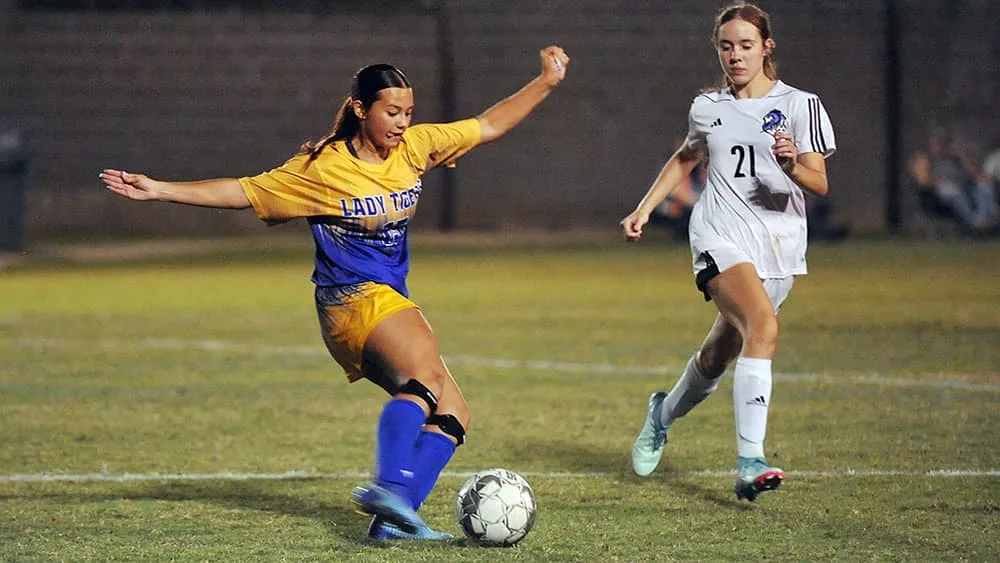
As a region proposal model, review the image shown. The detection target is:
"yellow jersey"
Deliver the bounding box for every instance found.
[239,118,481,296]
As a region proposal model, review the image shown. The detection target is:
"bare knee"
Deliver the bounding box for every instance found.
[743,311,779,358]
[405,366,471,431]
[451,408,471,434]
[413,367,449,401]
[437,384,471,431]
[430,392,471,446]
[384,362,450,417]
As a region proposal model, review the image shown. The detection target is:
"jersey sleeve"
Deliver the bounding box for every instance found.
[791,95,836,158]
[684,97,709,152]
[403,118,482,171]
[238,153,330,225]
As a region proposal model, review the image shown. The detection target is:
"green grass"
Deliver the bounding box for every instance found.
[1,237,998,561]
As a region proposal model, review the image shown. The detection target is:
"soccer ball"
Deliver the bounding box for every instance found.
[455,468,536,546]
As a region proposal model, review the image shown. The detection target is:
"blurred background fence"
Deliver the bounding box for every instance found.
[1,0,998,244]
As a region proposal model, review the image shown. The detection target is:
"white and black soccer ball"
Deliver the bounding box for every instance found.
[455,468,536,546]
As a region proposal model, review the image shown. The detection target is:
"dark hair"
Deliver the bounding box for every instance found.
[300,64,411,161]
[712,2,777,89]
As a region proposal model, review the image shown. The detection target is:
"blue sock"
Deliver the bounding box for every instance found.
[374,398,426,499]
[409,430,457,509]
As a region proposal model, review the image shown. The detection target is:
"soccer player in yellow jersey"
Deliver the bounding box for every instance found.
[100,45,570,541]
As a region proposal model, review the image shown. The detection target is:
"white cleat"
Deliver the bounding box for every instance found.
[631,391,668,476]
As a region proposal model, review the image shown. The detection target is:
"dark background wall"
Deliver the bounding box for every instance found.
[1,0,998,242]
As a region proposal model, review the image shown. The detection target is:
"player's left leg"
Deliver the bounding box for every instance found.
[357,308,467,540]
[410,356,468,510]
[706,264,786,501]
[315,285,454,539]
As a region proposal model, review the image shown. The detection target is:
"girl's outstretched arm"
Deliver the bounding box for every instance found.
[476,45,570,144]
[100,169,251,209]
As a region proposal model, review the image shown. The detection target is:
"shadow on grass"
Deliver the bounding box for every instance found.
[664,477,755,511]
[498,435,763,512]
[1,480,504,549]
[1,480,374,543]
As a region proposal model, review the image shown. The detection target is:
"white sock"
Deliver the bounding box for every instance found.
[733,356,772,459]
[659,355,721,429]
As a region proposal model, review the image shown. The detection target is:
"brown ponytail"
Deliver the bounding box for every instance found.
[300,98,356,162]
[300,64,411,164]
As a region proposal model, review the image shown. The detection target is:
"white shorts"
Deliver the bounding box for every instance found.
[694,246,794,311]
[761,277,795,312]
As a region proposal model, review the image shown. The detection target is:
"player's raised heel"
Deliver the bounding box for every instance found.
[733,456,784,502]
[351,482,427,533]
[631,391,668,477]
[367,515,454,541]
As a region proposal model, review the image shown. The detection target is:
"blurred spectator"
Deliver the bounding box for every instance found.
[983,144,1000,192]
[910,127,998,235]
[0,116,30,254]
[650,152,705,241]
[805,193,850,241]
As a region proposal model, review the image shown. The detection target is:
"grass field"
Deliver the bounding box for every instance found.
[1,235,998,561]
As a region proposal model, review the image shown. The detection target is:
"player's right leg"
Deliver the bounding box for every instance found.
[355,307,467,539]
[631,316,740,477]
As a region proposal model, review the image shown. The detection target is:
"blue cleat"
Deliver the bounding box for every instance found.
[367,515,395,540]
[631,391,668,476]
[367,516,454,541]
[734,456,784,501]
[351,482,428,533]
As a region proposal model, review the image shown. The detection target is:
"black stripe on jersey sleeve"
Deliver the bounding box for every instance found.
[809,98,829,154]
[808,98,820,154]
[816,99,828,152]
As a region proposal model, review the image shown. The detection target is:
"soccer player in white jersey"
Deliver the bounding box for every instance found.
[621,2,836,501]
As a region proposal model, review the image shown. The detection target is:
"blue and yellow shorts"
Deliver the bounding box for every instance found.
[314,282,418,382]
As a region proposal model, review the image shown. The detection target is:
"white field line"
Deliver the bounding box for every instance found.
[2,468,998,483]
[10,337,1000,393]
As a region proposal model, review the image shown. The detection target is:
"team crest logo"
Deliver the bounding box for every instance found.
[761,109,787,136]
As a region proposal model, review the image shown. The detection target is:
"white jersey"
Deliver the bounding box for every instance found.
[685,80,836,279]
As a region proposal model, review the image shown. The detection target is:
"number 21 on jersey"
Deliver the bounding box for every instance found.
[730,144,756,178]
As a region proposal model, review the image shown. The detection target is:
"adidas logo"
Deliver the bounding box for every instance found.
[710,118,723,127]
[746,395,767,406]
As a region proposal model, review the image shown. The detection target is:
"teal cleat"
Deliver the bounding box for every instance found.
[734,457,784,501]
[367,516,454,541]
[631,391,668,477]
[351,482,427,533]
